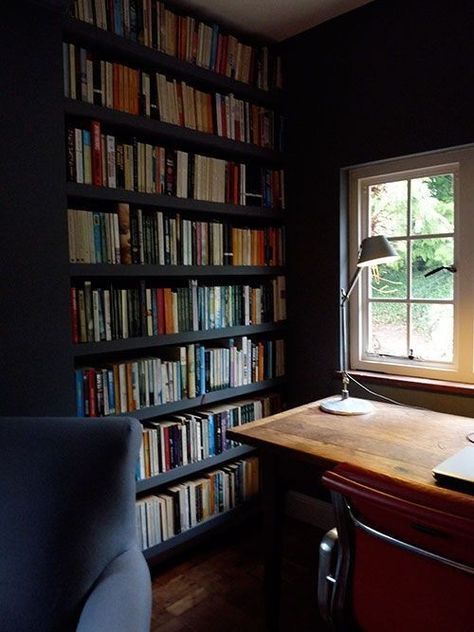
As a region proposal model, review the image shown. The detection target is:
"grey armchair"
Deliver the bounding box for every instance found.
[0,416,152,632]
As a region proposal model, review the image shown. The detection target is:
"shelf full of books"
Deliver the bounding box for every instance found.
[67,203,285,266]
[136,454,260,556]
[68,1,282,96]
[65,118,285,202]
[74,335,285,418]
[70,276,286,345]
[137,392,278,486]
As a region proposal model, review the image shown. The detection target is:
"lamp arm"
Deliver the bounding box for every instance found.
[321,235,396,414]
[339,267,362,399]
[343,267,362,304]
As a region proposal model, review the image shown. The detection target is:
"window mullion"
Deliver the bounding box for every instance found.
[406,179,412,357]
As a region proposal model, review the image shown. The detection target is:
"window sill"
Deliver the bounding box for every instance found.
[347,370,474,397]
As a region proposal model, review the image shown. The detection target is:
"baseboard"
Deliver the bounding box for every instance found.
[286,491,336,531]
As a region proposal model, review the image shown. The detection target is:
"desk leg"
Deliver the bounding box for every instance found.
[261,452,285,632]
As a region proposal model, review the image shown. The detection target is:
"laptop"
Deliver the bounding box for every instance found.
[432,445,474,486]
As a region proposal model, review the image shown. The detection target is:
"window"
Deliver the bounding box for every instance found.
[349,146,474,383]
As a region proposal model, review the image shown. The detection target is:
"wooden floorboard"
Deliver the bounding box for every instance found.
[150,517,330,631]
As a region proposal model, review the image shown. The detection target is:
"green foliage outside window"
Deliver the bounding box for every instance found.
[367,174,454,359]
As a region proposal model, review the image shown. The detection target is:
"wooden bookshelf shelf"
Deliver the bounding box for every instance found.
[63,17,281,108]
[136,444,256,492]
[69,263,285,277]
[64,99,284,163]
[73,322,286,356]
[110,377,284,421]
[65,182,285,219]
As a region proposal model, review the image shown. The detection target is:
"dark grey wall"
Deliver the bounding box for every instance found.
[1,2,75,415]
[282,0,474,414]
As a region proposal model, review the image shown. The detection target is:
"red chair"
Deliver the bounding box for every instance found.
[317,463,474,631]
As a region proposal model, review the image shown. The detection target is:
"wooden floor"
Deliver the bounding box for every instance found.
[150,517,330,631]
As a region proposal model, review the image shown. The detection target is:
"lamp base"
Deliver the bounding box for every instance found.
[320,395,374,416]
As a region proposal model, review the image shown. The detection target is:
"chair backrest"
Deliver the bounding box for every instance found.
[322,463,474,632]
[0,416,142,632]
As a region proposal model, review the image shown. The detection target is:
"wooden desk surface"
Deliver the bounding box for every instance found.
[227,399,474,496]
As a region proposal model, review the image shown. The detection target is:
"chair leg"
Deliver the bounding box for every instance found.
[317,527,339,625]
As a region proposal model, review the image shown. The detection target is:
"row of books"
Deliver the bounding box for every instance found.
[64,44,282,148]
[68,205,286,266]
[66,122,285,206]
[75,336,285,416]
[71,277,286,343]
[73,0,281,90]
[138,394,280,478]
[136,455,259,549]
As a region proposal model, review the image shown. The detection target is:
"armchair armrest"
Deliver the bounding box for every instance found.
[77,548,151,632]
[317,527,339,625]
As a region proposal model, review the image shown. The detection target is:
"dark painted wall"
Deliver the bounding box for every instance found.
[1,2,75,415]
[282,0,474,408]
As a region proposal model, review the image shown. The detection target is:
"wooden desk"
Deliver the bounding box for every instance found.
[227,399,474,630]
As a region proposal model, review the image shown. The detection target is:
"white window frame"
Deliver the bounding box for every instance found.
[349,145,474,384]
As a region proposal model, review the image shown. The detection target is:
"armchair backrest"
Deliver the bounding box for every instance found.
[0,416,142,631]
[322,463,474,632]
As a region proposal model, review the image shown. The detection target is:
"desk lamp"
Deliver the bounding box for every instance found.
[320,235,399,415]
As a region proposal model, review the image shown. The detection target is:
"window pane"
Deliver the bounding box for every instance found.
[369,180,407,237]
[411,174,454,235]
[367,302,407,356]
[411,238,454,299]
[410,304,453,362]
[370,240,407,299]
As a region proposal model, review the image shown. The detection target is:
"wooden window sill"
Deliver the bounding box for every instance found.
[347,370,474,397]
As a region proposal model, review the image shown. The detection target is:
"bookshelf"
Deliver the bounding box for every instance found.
[2,0,285,563]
